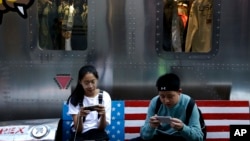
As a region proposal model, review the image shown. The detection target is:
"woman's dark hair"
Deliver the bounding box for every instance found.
[67,65,99,106]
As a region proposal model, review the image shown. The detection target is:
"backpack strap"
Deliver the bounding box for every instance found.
[78,96,85,122]
[98,90,103,104]
[185,98,195,124]
[186,98,207,140]
[154,97,162,114]
[98,90,103,118]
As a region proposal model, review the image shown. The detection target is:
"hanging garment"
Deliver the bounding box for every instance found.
[185,0,213,53]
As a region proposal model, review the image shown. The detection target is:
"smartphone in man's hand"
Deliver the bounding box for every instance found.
[156,116,171,124]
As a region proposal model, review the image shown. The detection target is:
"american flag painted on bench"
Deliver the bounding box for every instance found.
[124,100,250,141]
[62,100,249,141]
[106,101,125,141]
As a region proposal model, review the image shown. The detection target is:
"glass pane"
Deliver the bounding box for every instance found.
[37,0,88,51]
[162,0,213,53]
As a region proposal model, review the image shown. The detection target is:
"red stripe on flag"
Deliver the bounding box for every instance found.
[125,100,249,107]
[125,113,250,120]
[206,139,229,141]
[125,127,141,133]
[125,140,229,141]
[125,126,231,134]
[196,100,249,107]
[206,126,229,132]
[124,126,230,133]
[125,114,146,120]
[202,113,250,120]
[125,100,150,107]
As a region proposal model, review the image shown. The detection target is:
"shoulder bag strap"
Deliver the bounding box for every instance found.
[185,98,195,124]
[155,97,162,114]
[98,90,103,118]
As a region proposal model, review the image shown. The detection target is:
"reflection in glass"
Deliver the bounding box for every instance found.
[162,0,212,53]
[38,0,88,51]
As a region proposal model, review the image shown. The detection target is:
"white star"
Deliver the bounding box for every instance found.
[117,103,121,107]
[111,134,116,138]
[116,121,121,125]
[66,121,71,125]
[116,130,121,134]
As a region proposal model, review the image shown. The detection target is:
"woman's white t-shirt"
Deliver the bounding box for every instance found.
[67,90,111,133]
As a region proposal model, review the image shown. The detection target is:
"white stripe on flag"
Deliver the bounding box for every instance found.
[199,107,249,113]
[207,132,229,139]
[204,120,250,125]
[125,120,144,127]
[125,107,249,114]
[125,133,140,140]
[125,132,229,140]
[125,107,148,113]
[125,120,250,127]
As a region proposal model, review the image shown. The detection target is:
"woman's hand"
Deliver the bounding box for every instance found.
[79,107,90,117]
[95,104,106,116]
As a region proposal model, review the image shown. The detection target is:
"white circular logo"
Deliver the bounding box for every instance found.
[31,125,48,138]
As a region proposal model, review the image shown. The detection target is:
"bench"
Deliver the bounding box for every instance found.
[62,100,250,141]
[62,101,125,141]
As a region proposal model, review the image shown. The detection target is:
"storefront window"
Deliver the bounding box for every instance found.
[37,0,88,51]
[159,0,215,53]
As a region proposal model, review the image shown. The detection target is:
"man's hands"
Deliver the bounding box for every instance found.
[149,115,184,131]
[149,115,161,128]
[170,118,184,131]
